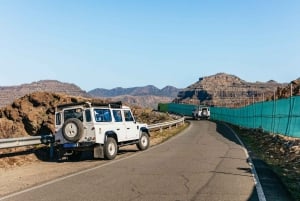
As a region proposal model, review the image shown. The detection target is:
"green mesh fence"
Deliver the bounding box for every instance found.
[158,96,300,137]
[158,103,196,116]
[157,103,169,113]
[211,96,300,138]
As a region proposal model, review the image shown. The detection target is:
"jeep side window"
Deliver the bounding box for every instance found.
[113,110,123,122]
[85,109,92,122]
[56,113,61,125]
[94,109,112,122]
[124,110,134,122]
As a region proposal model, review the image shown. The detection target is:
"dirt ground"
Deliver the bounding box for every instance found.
[0,128,179,197]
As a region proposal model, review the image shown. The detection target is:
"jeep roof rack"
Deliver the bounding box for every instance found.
[56,102,90,110]
[91,101,122,108]
[56,101,122,111]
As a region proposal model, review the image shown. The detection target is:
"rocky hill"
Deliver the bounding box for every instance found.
[0,80,90,109]
[89,85,180,98]
[175,73,287,107]
[273,78,300,99]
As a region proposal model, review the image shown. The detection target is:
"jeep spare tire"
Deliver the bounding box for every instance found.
[62,118,84,142]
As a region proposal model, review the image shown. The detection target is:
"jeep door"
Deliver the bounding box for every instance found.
[123,109,139,140]
[84,109,95,139]
[112,109,127,142]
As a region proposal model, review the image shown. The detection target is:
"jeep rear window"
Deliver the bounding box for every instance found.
[94,109,112,122]
[85,109,92,122]
[64,108,83,122]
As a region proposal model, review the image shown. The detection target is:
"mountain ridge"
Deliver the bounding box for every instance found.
[0,81,179,109]
[88,85,180,98]
[0,73,298,109]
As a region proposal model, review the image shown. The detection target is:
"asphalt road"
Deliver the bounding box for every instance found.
[1,121,258,201]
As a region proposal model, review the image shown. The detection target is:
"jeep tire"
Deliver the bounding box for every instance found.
[62,118,84,142]
[104,137,117,160]
[136,132,150,151]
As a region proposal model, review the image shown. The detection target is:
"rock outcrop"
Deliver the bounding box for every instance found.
[274,78,300,99]
[175,73,286,107]
[0,92,90,138]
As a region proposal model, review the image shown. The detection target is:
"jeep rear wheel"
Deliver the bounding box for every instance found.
[62,118,84,142]
[104,137,117,160]
[136,132,150,151]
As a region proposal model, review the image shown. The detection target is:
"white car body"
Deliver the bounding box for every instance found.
[54,102,149,160]
[192,106,210,120]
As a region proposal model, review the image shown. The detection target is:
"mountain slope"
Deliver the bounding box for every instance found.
[0,80,90,108]
[89,85,180,109]
[105,95,173,109]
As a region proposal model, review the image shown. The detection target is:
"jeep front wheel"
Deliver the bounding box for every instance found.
[136,132,150,151]
[104,137,117,160]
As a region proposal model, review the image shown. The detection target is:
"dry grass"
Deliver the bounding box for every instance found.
[232,126,300,200]
[151,122,189,145]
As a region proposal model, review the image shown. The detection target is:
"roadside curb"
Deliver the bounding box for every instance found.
[223,123,267,201]
[223,123,295,201]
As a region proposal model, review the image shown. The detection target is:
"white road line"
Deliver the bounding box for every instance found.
[224,123,267,201]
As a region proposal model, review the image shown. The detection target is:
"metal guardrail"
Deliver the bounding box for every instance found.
[0,136,43,149]
[148,117,185,131]
[0,117,185,149]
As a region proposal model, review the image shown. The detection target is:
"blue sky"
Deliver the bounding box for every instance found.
[0,1,299,91]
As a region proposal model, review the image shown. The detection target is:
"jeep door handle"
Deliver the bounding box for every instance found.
[127,128,130,130]
[116,128,120,131]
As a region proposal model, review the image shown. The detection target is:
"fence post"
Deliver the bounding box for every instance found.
[286,96,295,136]
[271,91,276,134]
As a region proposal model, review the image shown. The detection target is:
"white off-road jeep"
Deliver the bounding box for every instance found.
[192,105,210,120]
[54,101,150,160]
